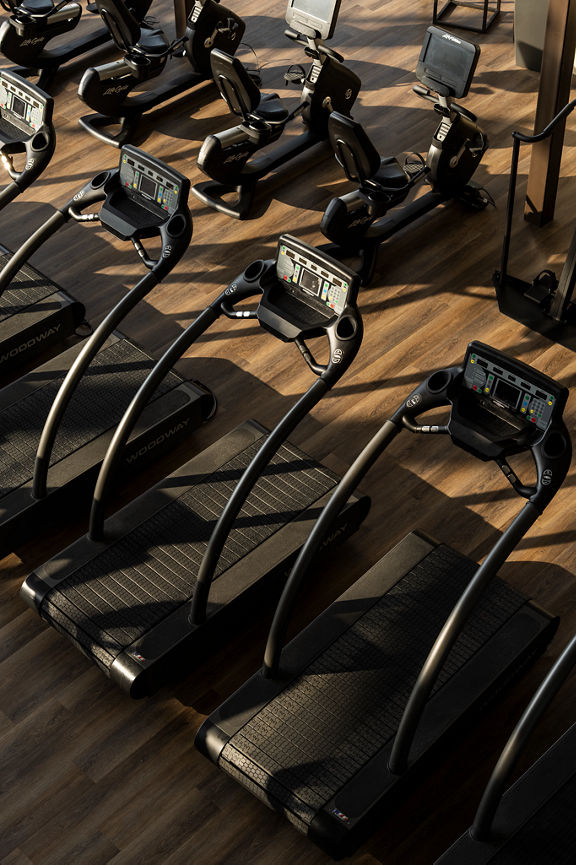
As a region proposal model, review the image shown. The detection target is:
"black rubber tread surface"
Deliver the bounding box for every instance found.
[219,546,527,830]
[487,773,576,864]
[42,439,339,673]
[0,252,60,321]
[0,339,180,497]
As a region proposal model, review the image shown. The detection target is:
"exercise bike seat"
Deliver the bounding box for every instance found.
[136,24,169,54]
[210,48,289,124]
[255,92,289,123]
[373,155,409,189]
[328,111,383,184]
[20,0,62,15]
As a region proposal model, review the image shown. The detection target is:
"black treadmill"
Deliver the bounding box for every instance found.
[0,145,215,556]
[0,69,86,376]
[21,235,370,698]
[434,630,576,864]
[195,342,571,859]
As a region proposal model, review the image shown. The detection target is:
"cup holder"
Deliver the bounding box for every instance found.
[542,430,568,459]
[427,370,451,393]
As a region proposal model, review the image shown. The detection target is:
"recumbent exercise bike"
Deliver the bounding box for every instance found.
[78,0,245,146]
[192,0,361,219]
[0,0,151,91]
[321,26,490,284]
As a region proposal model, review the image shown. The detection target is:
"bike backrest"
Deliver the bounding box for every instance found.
[210,48,261,119]
[328,111,381,183]
[95,0,141,52]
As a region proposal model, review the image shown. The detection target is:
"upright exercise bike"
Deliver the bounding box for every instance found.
[192,0,361,219]
[0,0,152,91]
[321,25,489,284]
[78,0,245,146]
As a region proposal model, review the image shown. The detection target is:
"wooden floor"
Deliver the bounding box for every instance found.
[1,0,576,862]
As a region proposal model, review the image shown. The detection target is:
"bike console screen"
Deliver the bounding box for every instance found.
[0,72,50,137]
[120,148,183,217]
[462,342,565,435]
[275,235,357,319]
[285,0,341,39]
[416,26,480,99]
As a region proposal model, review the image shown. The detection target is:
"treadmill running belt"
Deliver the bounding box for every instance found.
[0,252,60,321]
[488,773,576,864]
[0,339,180,496]
[41,440,339,673]
[218,547,526,832]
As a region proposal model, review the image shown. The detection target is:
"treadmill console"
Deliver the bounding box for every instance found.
[415,26,480,99]
[120,146,184,217]
[285,0,341,40]
[275,234,357,318]
[0,71,52,138]
[462,342,566,434]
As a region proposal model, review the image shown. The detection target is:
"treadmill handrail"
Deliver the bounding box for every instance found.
[0,173,111,298]
[471,632,576,842]
[0,209,69,298]
[388,501,540,775]
[33,267,160,499]
[88,278,261,540]
[263,418,400,677]
[189,307,363,626]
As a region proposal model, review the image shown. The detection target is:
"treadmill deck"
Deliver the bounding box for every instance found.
[22,421,369,696]
[198,533,557,857]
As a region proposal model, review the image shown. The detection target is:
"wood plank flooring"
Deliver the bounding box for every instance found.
[1,0,576,862]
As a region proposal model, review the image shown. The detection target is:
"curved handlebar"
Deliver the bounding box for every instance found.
[189,305,363,626]
[471,632,576,841]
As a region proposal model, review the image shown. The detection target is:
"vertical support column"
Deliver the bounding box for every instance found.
[524,0,576,225]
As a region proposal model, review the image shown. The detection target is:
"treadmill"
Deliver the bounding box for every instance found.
[0,145,215,556]
[195,341,571,859]
[434,630,576,864]
[0,69,86,376]
[21,235,370,698]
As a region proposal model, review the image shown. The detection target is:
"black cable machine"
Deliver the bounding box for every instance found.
[0,144,215,556]
[21,235,370,697]
[434,630,576,864]
[0,68,84,378]
[195,341,571,859]
[78,0,246,147]
[192,0,361,219]
[320,25,489,284]
[0,0,152,91]
[494,99,576,351]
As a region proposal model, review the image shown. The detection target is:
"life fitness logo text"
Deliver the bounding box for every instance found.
[332,347,344,364]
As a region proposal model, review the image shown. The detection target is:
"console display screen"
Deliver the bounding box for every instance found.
[139,174,157,201]
[493,378,520,410]
[300,269,322,297]
[463,347,558,433]
[286,0,340,38]
[275,239,353,317]
[0,75,46,132]
[11,95,26,120]
[120,151,181,216]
